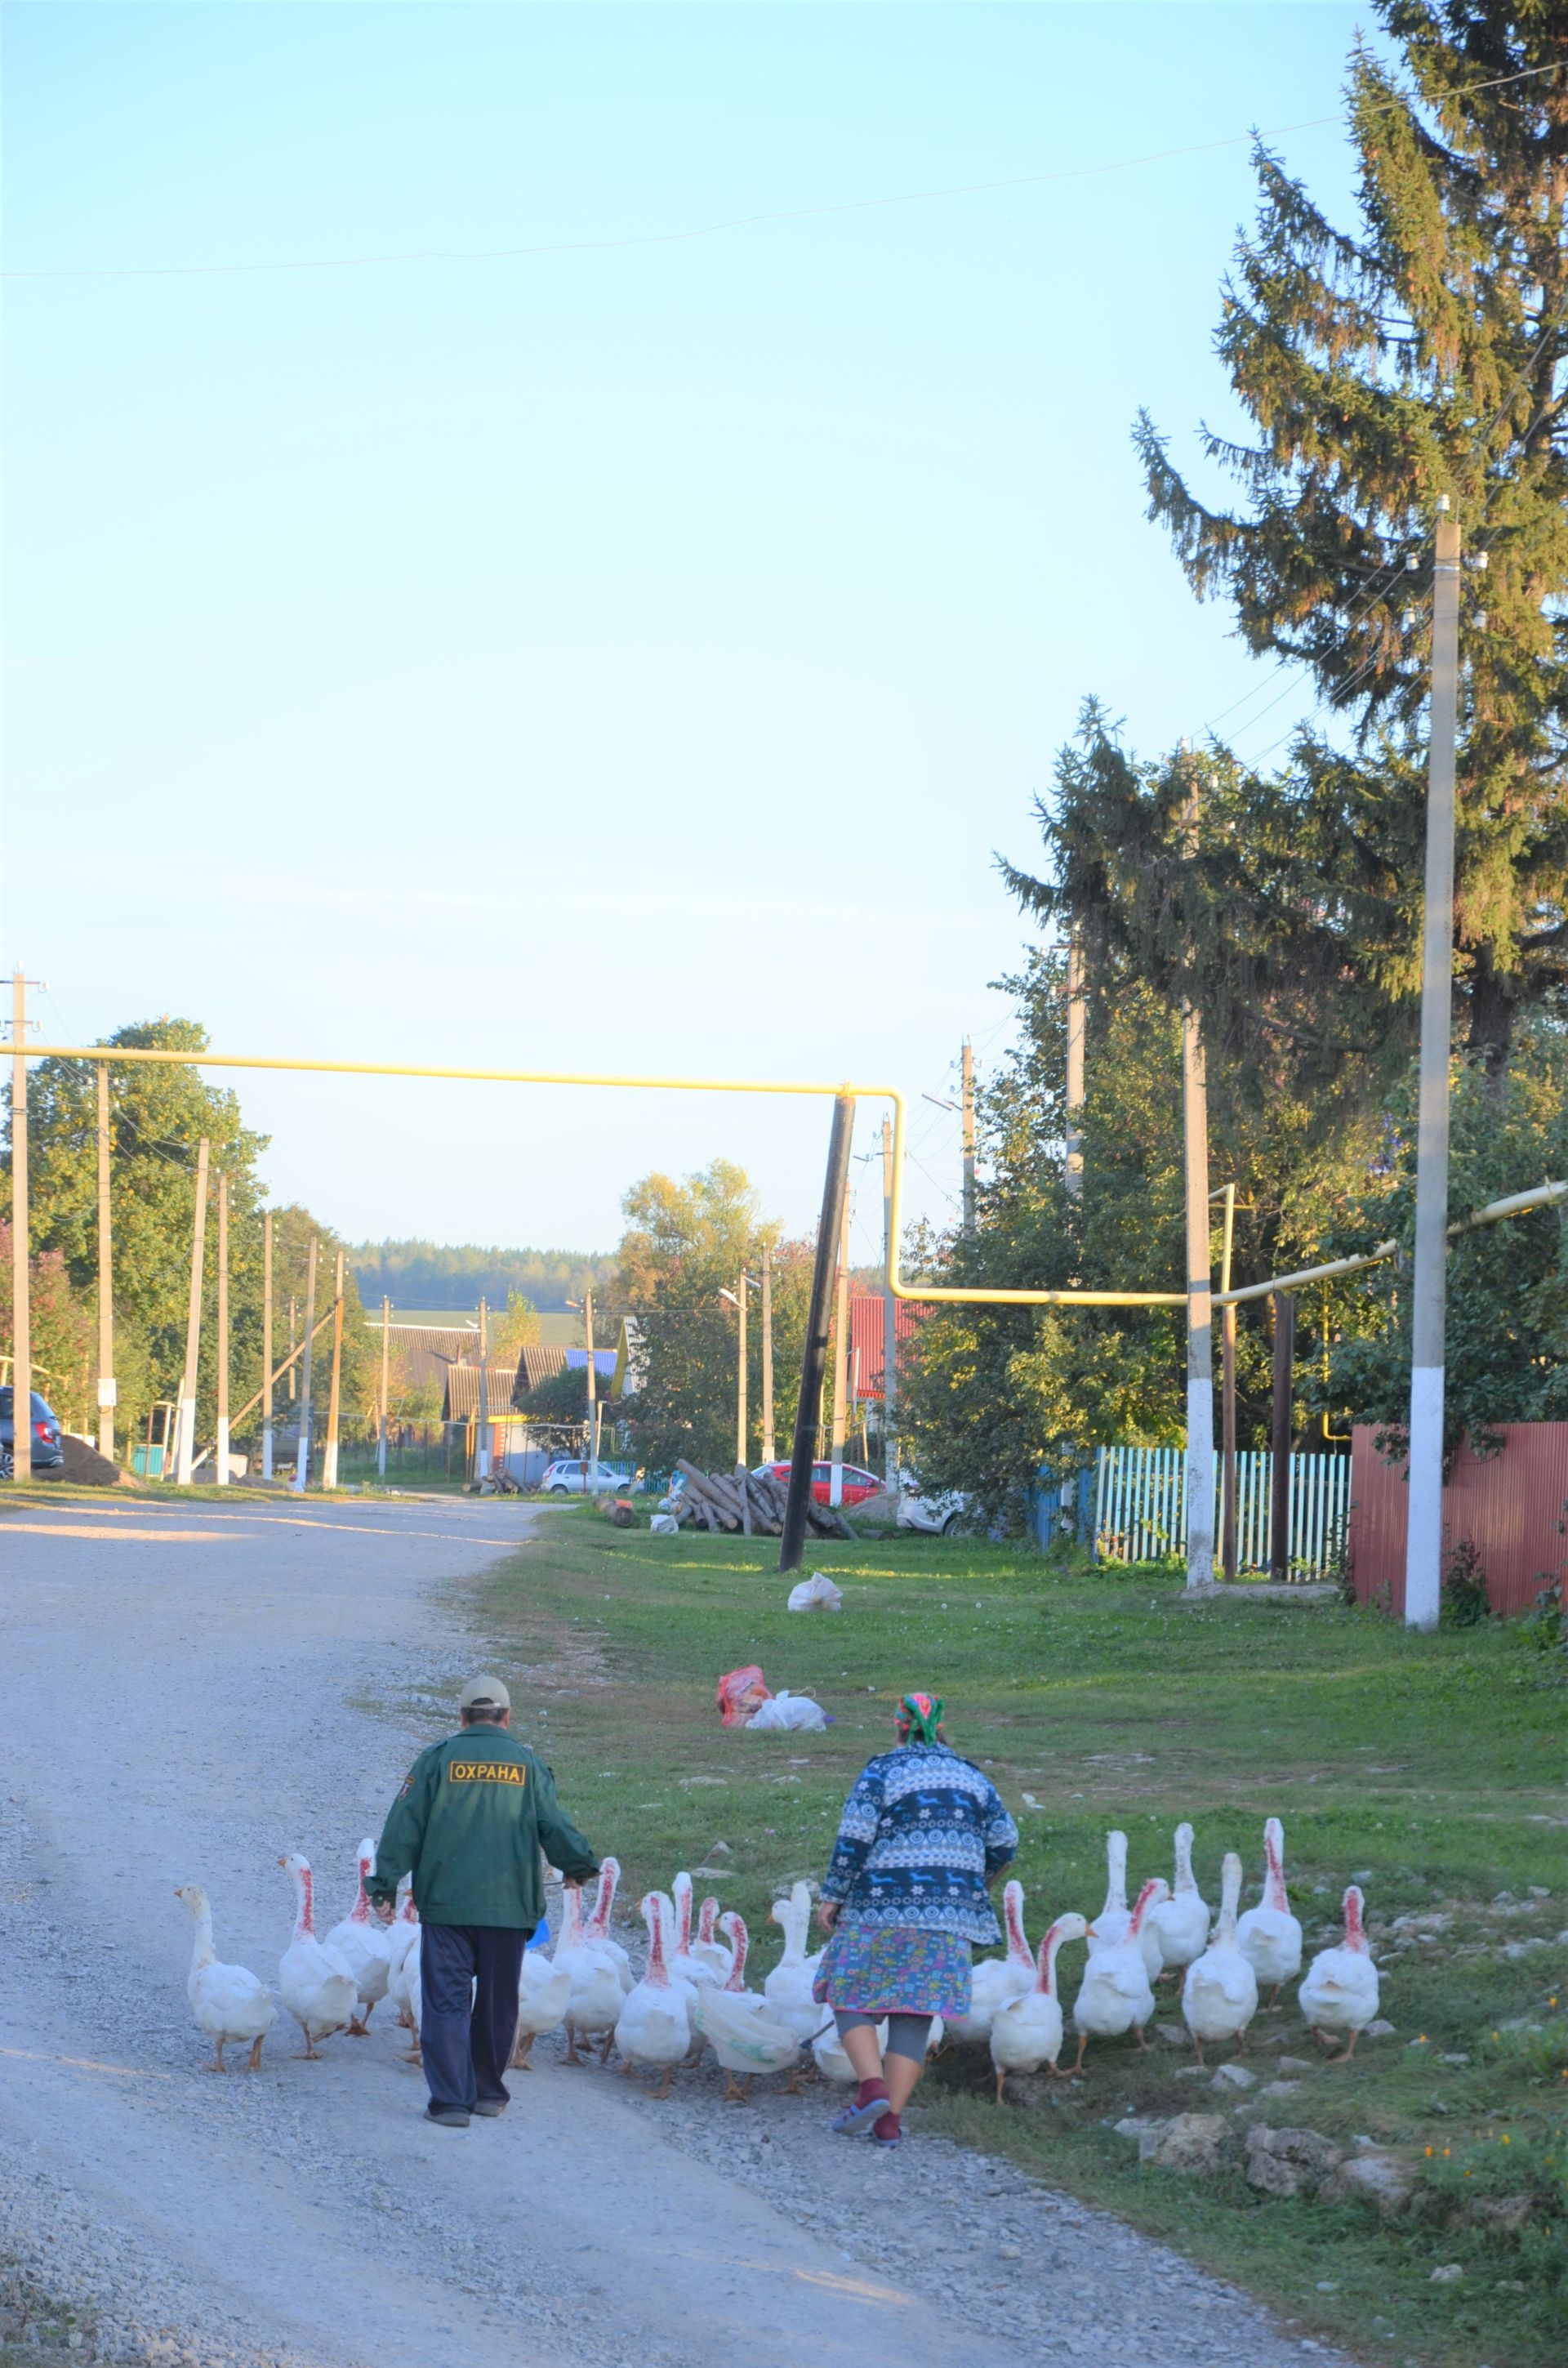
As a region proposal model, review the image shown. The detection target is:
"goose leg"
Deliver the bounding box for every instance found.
[510,2029,535,2071]
[1266,1983,1281,2010]
[246,2034,265,2072]
[993,2067,1006,2105]
[564,2024,582,2067]
[598,2030,616,2064]
[348,2013,370,2036]
[204,2040,226,2073]
[1192,2035,1205,2067]
[1309,2026,1335,2053]
[653,2065,675,2098]
[1070,2031,1088,2075]
[1327,2029,1360,2066]
[1133,2024,1149,2052]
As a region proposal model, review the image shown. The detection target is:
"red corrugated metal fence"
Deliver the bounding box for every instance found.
[1349,1422,1568,1618]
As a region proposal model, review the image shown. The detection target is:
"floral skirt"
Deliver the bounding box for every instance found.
[813,1923,973,2018]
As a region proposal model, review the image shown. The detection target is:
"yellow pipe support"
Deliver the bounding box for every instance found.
[24,1045,1187,1309]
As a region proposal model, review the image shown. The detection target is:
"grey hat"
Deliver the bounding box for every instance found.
[458,1675,511,1712]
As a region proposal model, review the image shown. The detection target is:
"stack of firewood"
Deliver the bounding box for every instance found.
[673,1458,854,1541]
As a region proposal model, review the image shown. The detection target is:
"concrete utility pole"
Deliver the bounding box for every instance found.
[960,1037,976,1227]
[295,1239,318,1491]
[1219,1183,1238,1583]
[1180,760,1216,1589]
[287,1296,297,1402]
[779,1095,854,1573]
[583,1288,598,1467]
[881,1113,898,1485]
[95,1064,115,1464]
[1065,933,1085,1197]
[475,1295,491,1483]
[828,1189,852,1507]
[9,973,31,1483]
[214,1173,229,1487]
[736,1272,749,1469]
[378,1294,390,1480]
[323,1247,344,1490]
[175,1138,210,1487]
[261,1214,274,1481]
[1405,506,1463,1632]
[760,1243,775,1465]
[1269,1291,1296,1581]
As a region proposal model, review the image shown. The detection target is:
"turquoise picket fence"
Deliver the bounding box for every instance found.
[1092,1444,1348,1575]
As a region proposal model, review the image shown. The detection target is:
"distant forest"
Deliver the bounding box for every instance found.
[349,1239,621,1312]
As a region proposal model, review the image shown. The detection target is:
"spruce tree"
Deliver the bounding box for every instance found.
[1135,3,1568,1073]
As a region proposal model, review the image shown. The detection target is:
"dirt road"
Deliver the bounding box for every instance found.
[0,1497,1350,2368]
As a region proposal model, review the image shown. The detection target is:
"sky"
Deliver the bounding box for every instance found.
[4,2,1374,1269]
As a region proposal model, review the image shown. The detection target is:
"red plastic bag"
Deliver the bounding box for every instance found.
[716,1665,771,1726]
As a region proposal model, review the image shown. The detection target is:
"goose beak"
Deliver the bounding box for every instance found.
[1085,1924,1098,1940]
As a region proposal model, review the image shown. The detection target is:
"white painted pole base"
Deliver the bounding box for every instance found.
[294,1434,310,1493]
[215,1417,229,1487]
[1404,1364,1445,1631]
[1186,1379,1215,1588]
[323,1439,339,1492]
[175,1397,198,1487]
[262,1423,274,1482]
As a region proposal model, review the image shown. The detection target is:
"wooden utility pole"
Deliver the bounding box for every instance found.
[1404,504,1463,1633]
[828,1189,852,1506]
[8,973,30,1483]
[881,1113,898,1485]
[1180,758,1215,1589]
[1065,933,1085,1197]
[960,1037,976,1227]
[1269,1291,1296,1583]
[378,1294,390,1480]
[475,1295,491,1483]
[175,1139,210,1486]
[323,1247,344,1490]
[294,1240,318,1490]
[1219,1184,1237,1583]
[583,1288,599,1466]
[261,1213,274,1480]
[214,1173,229,1487]
[736,1271,749,1469]
[95,1063,116,1464]
[760,1243,775,1464]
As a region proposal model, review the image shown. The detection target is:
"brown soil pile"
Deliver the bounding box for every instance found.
[60,1434,141,1489]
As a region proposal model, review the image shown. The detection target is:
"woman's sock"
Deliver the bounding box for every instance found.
[873,2109,902,2142]
[855,2077,889,2109]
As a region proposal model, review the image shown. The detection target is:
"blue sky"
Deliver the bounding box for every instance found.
[5,2,1371,1264]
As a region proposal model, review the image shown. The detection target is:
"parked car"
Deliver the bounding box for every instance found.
[0,1388,65,1477]
[753,1459,886,1509]
[896,1480,970,1537]
[540,1457,631,1496]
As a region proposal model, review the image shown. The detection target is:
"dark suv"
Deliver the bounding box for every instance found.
[0,1388,65,1476]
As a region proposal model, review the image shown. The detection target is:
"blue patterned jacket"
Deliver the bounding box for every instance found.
[820,1741,1019,1943]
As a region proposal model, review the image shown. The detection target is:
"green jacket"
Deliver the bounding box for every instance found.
[367,1724,599,1929]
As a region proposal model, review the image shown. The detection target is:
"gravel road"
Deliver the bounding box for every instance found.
[0,1496,1355,2368]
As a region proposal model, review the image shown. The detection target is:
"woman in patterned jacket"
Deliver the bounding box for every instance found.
[813,1691,1018,2147]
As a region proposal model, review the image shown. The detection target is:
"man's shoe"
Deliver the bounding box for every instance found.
[424,2103,470,2129]
[470,2099,507,2117]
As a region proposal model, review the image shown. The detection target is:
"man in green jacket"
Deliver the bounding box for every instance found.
[368,1675,599,2129]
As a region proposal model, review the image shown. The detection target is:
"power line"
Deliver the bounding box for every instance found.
[7,64,1555,283]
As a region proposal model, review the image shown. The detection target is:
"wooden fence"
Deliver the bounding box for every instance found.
[1093,1444,1350,1575]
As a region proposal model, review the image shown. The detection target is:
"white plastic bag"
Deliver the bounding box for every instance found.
[786,1572,844,1613]
[746,1690,830,1732]
[648,1513,679,1536]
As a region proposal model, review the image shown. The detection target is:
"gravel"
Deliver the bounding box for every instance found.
[0,1497,1354,2368]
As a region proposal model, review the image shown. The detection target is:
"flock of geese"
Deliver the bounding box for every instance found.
[175,1814,1380,2106]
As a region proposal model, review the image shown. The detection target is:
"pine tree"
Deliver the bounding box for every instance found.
[1135,4,1568,1073]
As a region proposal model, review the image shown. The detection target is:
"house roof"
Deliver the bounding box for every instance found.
[512,1345,570,1404]
[442,1362,524,1423]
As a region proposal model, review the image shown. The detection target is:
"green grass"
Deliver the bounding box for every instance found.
[454,1510,1567,2368]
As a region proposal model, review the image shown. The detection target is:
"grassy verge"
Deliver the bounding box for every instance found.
[465,1510,1567,2368]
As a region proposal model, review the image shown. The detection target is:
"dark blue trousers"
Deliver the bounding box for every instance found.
[419,1922,529,2113]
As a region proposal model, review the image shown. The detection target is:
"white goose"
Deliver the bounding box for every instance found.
[951,1879,1033,2045]
[813,2013,888,2085]
[692,1894,736,1983]
[584,1857,634,1993]
[555,1881,624,2064]
[276,1853,358,2058]
[1235,1817,1303,2005]
[1182,1848,1258,2064]
[614,1892,691,2095]
[175,1884,276,2072]
[990,1911,1088,2101]
[764,1883,824,2046]
[512,1940,572,2070]
[323,1839,394,2036]
[1071,1877,1161,2070]
[693,1913,803,2101]
[1089,1831,1166,1981]
[670,1873,719,1993]
[1148,1820,1209,1978]
[1299,1884,1379,2062]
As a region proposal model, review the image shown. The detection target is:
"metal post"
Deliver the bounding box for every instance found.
[475,1295,490,1483]
[214,1173,229,1486]
[261,1211,274,1480]
[378,1294,390,1480]
[829,1188,851,1507]
[960,1037,976,1226]
[175,1138,209,1486]
[294,1239,318,1491]
[1220,1183,1237,1583]
[881,1113,898,1484]
[1269,1291,1295,1582]
[736,1271,748,1469]
[95,1063,115,1464]
[1405,507,1463,1632]
[323,1247,344,1489]
[8,974,30,1483]
[1065,933,1085,1197]
[779,1094,854,1572]
[1181,769,1215,1589]
[760,1243,775,1465]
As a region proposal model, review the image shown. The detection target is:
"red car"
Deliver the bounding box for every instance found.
[755,1460,884,1508]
